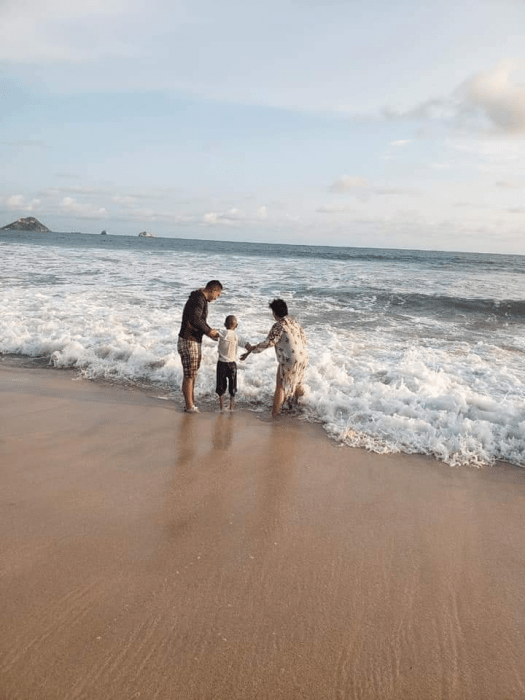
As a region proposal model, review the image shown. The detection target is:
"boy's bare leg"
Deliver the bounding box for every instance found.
[218,395,224,411]
[229,397,235,411]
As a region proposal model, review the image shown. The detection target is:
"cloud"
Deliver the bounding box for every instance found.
[382,99,456,123]
[0,139,44,147]
[457,62,525,134]
[328,176,420,197]
[4,194,41,211]
[60,196,107,218]
[112,195,137,207]
[390,140,411,146]
[129,207,157,221]
[1,0,522,133]
[54,172,82,179]
[202,208,246,225]
[496,180,521,188]
[0,0,137,64]
[452,201,487,209]
[201,205,272,226]
[451,138,525,162]
[384,62,525,135]
[316,204,346,214]
[328,176,368,193]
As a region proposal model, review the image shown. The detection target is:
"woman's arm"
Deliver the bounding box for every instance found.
[250,321,283,354]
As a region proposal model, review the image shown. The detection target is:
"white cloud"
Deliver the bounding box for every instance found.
[452,201,487,209]
[449,139,525,169]
[316,204,346,214]
[328,176,420,197]
[130,207,157,221]
[202,208,246,225]
[496,180,521,188]
[60,196,107,218]
[4,194,41,211]
[201,206,274,226]
[390,139,411,146]
[1,0,524,132]
[112,195,137,207]
[457,61,525,134]
[328,176,368,193]
[384,62,525,135]
[0,0,137,63]
[1,139,44,147]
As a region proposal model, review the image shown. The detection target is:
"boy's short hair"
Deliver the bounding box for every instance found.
[205,280,223,292]
[269,298,288,318]
[224,315,237,329]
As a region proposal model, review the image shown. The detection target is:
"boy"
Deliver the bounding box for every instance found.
[216,315,252,411]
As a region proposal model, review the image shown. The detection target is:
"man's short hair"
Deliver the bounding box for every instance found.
[205,280,223,292]
[269,298,288,318]
[224,315,237,329]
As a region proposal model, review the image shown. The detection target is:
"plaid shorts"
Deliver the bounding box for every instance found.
[177,337,202,379]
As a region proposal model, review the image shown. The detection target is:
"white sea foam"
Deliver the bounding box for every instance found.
[1,237,524,468]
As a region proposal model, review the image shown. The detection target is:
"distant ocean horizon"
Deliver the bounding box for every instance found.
[1,229,524,468]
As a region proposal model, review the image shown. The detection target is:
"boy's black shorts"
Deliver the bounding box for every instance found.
[216,361,237,397]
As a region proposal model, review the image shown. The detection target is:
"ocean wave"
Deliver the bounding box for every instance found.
[1,306,523,468]
[1,235,524,468]
[383,293,525,320]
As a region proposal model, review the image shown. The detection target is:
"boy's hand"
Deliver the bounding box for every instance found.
[240,351,251,361]
[209,329,219,340]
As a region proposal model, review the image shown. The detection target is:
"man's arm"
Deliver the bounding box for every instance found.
[190,293,217,338]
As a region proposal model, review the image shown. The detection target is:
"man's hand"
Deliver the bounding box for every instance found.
[240,349,252,361]
[209,329,219,340]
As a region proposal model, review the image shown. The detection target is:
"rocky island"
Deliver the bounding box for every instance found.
[1,217,50,232]
[138,231,156,238]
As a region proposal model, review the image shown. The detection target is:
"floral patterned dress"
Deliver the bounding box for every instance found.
[251,316,308,398]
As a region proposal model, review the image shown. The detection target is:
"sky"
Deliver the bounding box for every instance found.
[1,0,525,253]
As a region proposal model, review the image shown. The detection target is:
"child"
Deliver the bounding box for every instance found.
[216,315,252,411]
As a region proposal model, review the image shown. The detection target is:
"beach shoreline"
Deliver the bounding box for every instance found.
[1,363,525,699]
[1,352,519,470]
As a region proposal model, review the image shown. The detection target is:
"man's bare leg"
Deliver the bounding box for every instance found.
[218,395,224,411]
[182,377,195,410]
[229,396,235,411]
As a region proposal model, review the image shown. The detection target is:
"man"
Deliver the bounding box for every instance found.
[178,280,223,413]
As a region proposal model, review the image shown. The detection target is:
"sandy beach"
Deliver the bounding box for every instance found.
[1,362,525,700]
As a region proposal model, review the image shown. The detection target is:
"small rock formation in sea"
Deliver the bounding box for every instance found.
[1,217,50,232]
[138,231,156,238]
[100,230,107,235]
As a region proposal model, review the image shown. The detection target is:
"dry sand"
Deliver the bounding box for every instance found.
[1,362,525,700]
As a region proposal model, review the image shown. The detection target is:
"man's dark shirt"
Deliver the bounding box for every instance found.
[179,290,213,342]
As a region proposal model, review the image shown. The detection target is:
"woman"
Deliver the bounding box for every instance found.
[242,298,308,417]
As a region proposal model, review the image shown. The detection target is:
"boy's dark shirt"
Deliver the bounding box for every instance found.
[179,290,213,342]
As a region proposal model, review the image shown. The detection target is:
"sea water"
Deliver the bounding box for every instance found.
[1,230,524,467]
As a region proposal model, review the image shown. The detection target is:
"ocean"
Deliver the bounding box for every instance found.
[1,230,524,467]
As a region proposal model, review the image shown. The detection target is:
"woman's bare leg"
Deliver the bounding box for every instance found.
[292,384,305,404]
[272,369,285,418]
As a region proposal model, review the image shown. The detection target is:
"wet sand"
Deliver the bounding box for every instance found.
[1,363,525,700]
